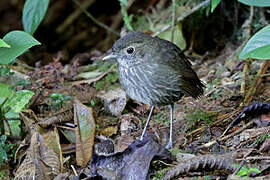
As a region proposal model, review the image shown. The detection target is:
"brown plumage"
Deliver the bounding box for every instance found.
[103,32,204,148]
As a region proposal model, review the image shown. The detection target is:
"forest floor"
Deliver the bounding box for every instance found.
[0,0,270,179]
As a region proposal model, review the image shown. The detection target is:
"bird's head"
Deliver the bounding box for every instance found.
[103,32,153,68]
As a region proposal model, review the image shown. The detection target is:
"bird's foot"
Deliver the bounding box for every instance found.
[165,141,173,149]
[140,134,145,141]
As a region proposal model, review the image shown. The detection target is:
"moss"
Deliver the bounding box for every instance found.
[185,109,217,126]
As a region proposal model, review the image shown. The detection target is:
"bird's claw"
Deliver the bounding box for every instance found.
[165,141,173,149]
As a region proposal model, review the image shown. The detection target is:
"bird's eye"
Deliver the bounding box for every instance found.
[126,47,134,54]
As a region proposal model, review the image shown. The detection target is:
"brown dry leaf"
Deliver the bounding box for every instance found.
[20,109,40,133]
[100,125,118,137]
[98,88,127,116]
[259,138,270,153]
[39,127,63,171]
[14,132,61,180]
[74,99,95,167]
[117,135,135,152]
[119,114,141,136]
[38,105,74,128]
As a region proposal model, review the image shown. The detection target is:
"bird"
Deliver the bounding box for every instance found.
[103,32,204,149]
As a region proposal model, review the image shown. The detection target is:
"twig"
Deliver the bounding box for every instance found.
[240,6,254,96]
[260,73,270,77]
[245,156,270,161]
[170,0,176,43]
[71,63,116,85]
[71,165,78,176]
[240,60,251,95]
[0,98,9,135]
[153,0,210,37]
[232,160,246,175]
[110,0,136,30]
[187,108,241,137]
[242,60,270,106]
[56,0,96,33]
[71,0,120,36]
[233,148,253,175]
[247,6,254,37]
[4,117,12,136]
[196,120,255,149]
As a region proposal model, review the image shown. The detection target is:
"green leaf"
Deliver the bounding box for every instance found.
[0,31,41,65]
[0,83,13,98]
[0,39,10,48]
[211,0,222,12]
[120,3,134,31]
[247,168,261,174]
[238,0,270,7]
[237,169,248,176]
[158,23,187,50]
[239,25,270,60]
[0,146,8,163]
[4,90,34,113]
[23,0,49,35]
[119,0,127,6]
[5,120,21,137]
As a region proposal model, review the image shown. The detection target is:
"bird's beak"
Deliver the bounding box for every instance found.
[103,53,118,61]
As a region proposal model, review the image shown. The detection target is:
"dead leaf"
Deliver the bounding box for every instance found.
[14,132,61,180]
[74,99,95,167]
[98,88,127,116]
[119,114,141,136]
[39,127,63,171]
[259,138,270,153]
[80,134,171,180]
[100,126,118,137]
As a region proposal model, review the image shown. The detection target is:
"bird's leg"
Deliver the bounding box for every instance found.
[140,106,155,141]
[165,104,174,149]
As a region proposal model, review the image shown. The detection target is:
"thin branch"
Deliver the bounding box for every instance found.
[171,0,176,43]
[240,6,254,95]
[242,60,270,106]
[153,0,210,37]
[57,0,96,33]
[196,120,255,149]
[72,0,120,36]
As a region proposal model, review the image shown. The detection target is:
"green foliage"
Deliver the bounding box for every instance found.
[154,111,169,126]
[211,0,222,13]
[93,62,119,91]
[0,135,16,167]
[50,93,72,109]
[0,31,41,65]
[239,25,270,60]
[203,176,212,180]
[158,23,187,50]
[0,83,13,102]
[3,90,34,114]
[119,0,134,31]
[94,72,119,91]
[0,66,13,77]
[0,88,34,135]
[152,171,165,179]
[119,0,127,6]
[0,39,10,48]
[249,133,270,147]
[90,99,96,107]
[185,109,217,125]
[23,0,50,35]
[233,164,261,177]
[238,0,270,7]
[169,147,182,156]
